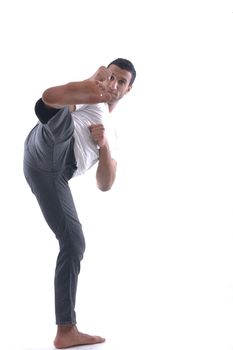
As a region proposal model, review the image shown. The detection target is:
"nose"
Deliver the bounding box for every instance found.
[109,78,117,90]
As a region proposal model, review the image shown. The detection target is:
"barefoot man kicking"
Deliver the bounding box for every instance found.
[23,58,136,349]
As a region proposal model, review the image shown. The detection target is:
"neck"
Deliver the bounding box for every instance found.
[108,101,118,113]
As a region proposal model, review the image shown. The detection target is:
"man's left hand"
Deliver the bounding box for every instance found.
[89,124,107,148]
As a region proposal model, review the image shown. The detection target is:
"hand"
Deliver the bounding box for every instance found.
[89,123,107,148]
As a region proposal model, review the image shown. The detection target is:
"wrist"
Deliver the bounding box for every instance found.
[97,134,109,149]
[99,140,109,150]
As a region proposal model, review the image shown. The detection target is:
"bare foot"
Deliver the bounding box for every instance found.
[71,79,112,104]
[54,325,105,349]
[42,79,112,108]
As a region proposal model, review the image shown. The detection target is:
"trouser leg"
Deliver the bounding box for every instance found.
[23,164,85,324]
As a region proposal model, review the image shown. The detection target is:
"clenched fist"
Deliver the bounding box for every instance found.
[89,123,107,148]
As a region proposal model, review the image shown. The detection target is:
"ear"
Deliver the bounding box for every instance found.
[125,85,133,94]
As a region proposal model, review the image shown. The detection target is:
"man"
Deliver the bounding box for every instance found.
[23,58,136,348]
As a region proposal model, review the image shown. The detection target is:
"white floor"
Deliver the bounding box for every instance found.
[17,344,111,350]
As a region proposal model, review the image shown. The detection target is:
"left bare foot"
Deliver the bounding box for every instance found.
[54,325,105,348]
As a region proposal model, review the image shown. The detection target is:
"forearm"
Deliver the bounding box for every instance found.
[96,143,117,192]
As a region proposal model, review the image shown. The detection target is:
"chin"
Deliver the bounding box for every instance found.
[108,98,117,105]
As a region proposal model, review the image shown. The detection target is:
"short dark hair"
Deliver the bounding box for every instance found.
[107,58,136,85]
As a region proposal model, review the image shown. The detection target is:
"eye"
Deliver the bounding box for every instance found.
[110,75,115,81]
[118,79,126,85]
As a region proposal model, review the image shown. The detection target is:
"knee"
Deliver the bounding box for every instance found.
[71,231,86,261]
[60,228,86,262]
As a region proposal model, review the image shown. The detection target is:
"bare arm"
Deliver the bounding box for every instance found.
[89,124,117,191]
[97,144,117,191]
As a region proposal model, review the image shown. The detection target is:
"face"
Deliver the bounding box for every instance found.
[104,64,132,104]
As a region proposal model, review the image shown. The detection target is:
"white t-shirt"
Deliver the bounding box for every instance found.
[71,103,117,177]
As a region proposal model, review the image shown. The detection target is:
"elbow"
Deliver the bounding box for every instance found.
[96,165,117,192]
[97,178,115,191]
[97,183,112,192]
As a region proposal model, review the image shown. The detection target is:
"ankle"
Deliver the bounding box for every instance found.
[57,324,76,334]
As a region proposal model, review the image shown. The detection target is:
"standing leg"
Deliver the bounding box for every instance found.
[24,165,105,348]
[24,165,85,325]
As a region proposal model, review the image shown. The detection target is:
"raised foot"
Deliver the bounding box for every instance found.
[72,80,112,105]
[54,325,105,349]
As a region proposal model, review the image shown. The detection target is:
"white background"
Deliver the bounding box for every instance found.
[0,1,233,349]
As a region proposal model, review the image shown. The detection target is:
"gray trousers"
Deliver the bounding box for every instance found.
[23,107,85,325]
